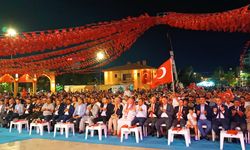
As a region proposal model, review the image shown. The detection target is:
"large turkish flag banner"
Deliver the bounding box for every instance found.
[151,58,173,88]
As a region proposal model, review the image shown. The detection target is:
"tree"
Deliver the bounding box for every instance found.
[178,66,201,86]
[212,66,225,86]
[224,71,236,86]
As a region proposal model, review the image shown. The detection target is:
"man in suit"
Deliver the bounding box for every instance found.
[26,98,43,123]
[172,99,188,127]
[79,98,99,133]
[68,98,87,131]
[155,97,174,138]
[229,98,247,134]
[143,96,160,136]
[57,99,74,122]
[21,98,34,119]
[212,98,230,137]
[5,99,24,125]
[131,98,147,126]
[51,99,65,128]
[94,98,114,124]
[196,97,212,140]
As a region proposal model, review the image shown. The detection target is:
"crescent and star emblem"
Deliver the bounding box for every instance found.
[157,67,167,79]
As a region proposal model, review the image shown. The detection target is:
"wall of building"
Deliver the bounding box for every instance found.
[104,69,156,89]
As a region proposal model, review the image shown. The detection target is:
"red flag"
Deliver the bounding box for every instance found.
[151,58,173,88]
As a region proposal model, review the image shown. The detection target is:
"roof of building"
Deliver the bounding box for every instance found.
[103,62,155,71]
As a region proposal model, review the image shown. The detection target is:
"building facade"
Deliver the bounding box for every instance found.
[103,61,156,89]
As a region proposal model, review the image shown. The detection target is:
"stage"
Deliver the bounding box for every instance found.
[0,128,248,150]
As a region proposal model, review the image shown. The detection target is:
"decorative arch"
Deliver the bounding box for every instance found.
[19,74,34,83]
[0,74,14,83]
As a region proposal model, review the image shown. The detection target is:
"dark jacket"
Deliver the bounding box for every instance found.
[147,102,160,118]
[157,104,174,120]
[211,104,229,121]
[229,106,246,123]
[110,104,123,119]
[195,104,212,121]
[63,104,75,117]
[174,106,188,121]
[99,103,114,120]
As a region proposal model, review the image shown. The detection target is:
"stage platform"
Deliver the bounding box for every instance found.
[0,128,248,150]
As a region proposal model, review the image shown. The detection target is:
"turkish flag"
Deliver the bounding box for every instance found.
[151,58,173,88]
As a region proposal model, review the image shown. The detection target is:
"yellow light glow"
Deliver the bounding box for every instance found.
[5,28,17,37]
[97,51,105,60]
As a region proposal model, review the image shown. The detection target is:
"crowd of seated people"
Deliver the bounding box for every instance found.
[0,86,249,142]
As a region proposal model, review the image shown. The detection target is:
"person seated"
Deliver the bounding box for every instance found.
[0,100,6,127]
[26,98,43,123]
[5,99,23,127]
[224,95,234,109]
[79,98,99,133]
[143,96,159,136]
[131,98,147,127]
[117,97,136,135]
[108,97,123,136]
[51,99,65,127]
[68,98,86,131]
[94,97,114,124]
[57,99,74,122]
[229,98,247,134]
[155,97,174,138]
[39,98,54,122]
[211,98,230,138]
[186,108,198,140]
[195,97,212,140]
[21,99,34,119]
[172,99,188,128]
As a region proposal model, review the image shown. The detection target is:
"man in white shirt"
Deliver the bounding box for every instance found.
[123,87,132,97]
[131,98,147,126]
[224,95,234,109]
[40,98,54,122]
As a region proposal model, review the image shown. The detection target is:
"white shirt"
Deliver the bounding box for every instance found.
[199,104,207,120]
[187,113,197,125]
[124,90,132,97]
[176,106,183,119]
[54,105,60,115]
[224,102,233,109]
[122,104,136,121]
[161,104,169,118]
[135,104,147,118]
[25,104,30,114]
[216,105,225,119]
[101,104,108,116]
[65,105,70,115]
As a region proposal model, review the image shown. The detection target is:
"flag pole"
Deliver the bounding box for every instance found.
[167,33,178,93]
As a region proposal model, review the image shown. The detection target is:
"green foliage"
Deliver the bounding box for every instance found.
[0,82,12,92]
[178,66,202,86]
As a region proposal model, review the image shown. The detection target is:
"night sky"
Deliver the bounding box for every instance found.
[0,0,250,73]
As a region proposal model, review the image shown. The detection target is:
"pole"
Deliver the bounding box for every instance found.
[167,33,178,93]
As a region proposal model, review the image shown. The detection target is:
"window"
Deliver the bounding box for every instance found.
[114,74,117,78]
[123,74,131,81]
